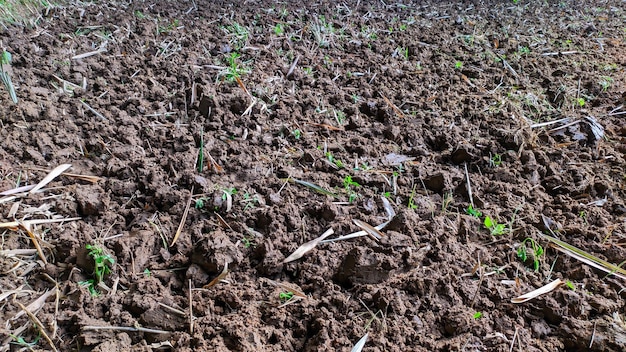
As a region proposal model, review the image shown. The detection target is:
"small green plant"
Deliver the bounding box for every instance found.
[576,97,585,107]
[79,244,115,296]
[241,192,259,210]
[241,234,255,248]
[325,151,343,168]
[143,268,151,278]
[157,18,180,35]
[222,187,237,201]
[441,192,453,213]
[454,61,463,70]
[408,184,418,210]
[518,46,530,55]
[565,280,575,290]
[473,312,483,319]
[334,110,347,125]
[9,330,40,348]
[465,204,482,218]
[273,23,285,35]
[221,52,249,82]
[134,10,146,19]
[291,129,301,139]
[516,238,544,271]
[224,22,249,50]
[343,175,361,203]
[383,191,392,198]
[279,291,294,302]
[0,48,18,104]
[484,216,507,235]
[197,127,204,172]
[396,46,409,60]
[598,76,613,92]
[489,153,502,167]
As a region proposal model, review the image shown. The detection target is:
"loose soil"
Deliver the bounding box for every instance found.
[1,0,626,351]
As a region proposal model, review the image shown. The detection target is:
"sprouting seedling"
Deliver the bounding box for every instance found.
[291,129,301,139]
[576,97,585,107]
[454,61,463,70]
[473,312,483,319]
[222,187,237,200]
[465,204,482,218]
[0,48,18,104]
[9,330,40,348]
[407,184,418,210]
[517,238,544,271]
[279,291,294,302]
[343,175,361,203]
[197,127,204,172]
[489,153,502,167]
[325,151,344,168]
[484,216,506,235]
[222,52,249,82]
[80,244,115,296]
[224,22,249,50]
[273,23,285,35]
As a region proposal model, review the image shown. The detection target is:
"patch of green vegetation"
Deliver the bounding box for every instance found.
[241,234,255,248]
[576,97,585,107]
[143,268,151,278]
[518,46,530,55]
[0,0,49,28]
[157,18,180,35]
[484,216,507,236]
[223,22,249,50]
[134,10,146,19]
[79,244,115,296]
[291,129,301,140]
[334,110,346,125]
[598,76,613,92]
[325,151,344,168]
[454,61,463,70]
[517,238,544,271]
[473,311,483,319]
[222,187,237,201]
[241,192,259,210]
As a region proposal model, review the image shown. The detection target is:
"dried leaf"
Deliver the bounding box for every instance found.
[541,234,626,280]
[170,187,194,247]
[351,333,369,352]
[283,228,334,263]
[30,164,72,194]
[511,279,564,303]
[382,153,415,166]
[203,261,229,288]
[353,219,384,241]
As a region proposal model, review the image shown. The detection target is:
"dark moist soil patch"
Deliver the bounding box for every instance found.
[1,0,626,351]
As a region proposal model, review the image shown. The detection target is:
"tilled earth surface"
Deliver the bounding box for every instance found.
[1,0,626,351]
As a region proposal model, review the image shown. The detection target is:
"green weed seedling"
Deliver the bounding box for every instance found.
[325,151,344,168]
[0,49,17,103]
[517,238,544,271]
[279,291,294,302]
[465,204,482,218]
[484,216,506,235]
[408,184,418,210]
[273,23,285,36]
[9,330,40,349]
[221,52,249,82]
[241,234,255,248]
[242,192,259,210]
[473,312,483,319]
[454,61,463,70]
[577,97,585,107]
[79,244,115,296]
[489,153,502,167]
[343,175,361,203]
[291,129,301,140]
[222,187,237,201]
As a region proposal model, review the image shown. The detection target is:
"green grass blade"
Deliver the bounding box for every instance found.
[290,178,337,197]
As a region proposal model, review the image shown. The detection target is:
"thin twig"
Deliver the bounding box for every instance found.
[82,325,170,334]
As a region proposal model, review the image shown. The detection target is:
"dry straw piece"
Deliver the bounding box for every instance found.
[511,279,564,304]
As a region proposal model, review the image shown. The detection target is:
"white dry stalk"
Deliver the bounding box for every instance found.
[29,164,72,194]
[283,228,334,263]
[511,278,564,303]
[351,333,369,352]
[322,196,395,243]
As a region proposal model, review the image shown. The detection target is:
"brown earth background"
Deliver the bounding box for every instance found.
[1,0,626,351]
